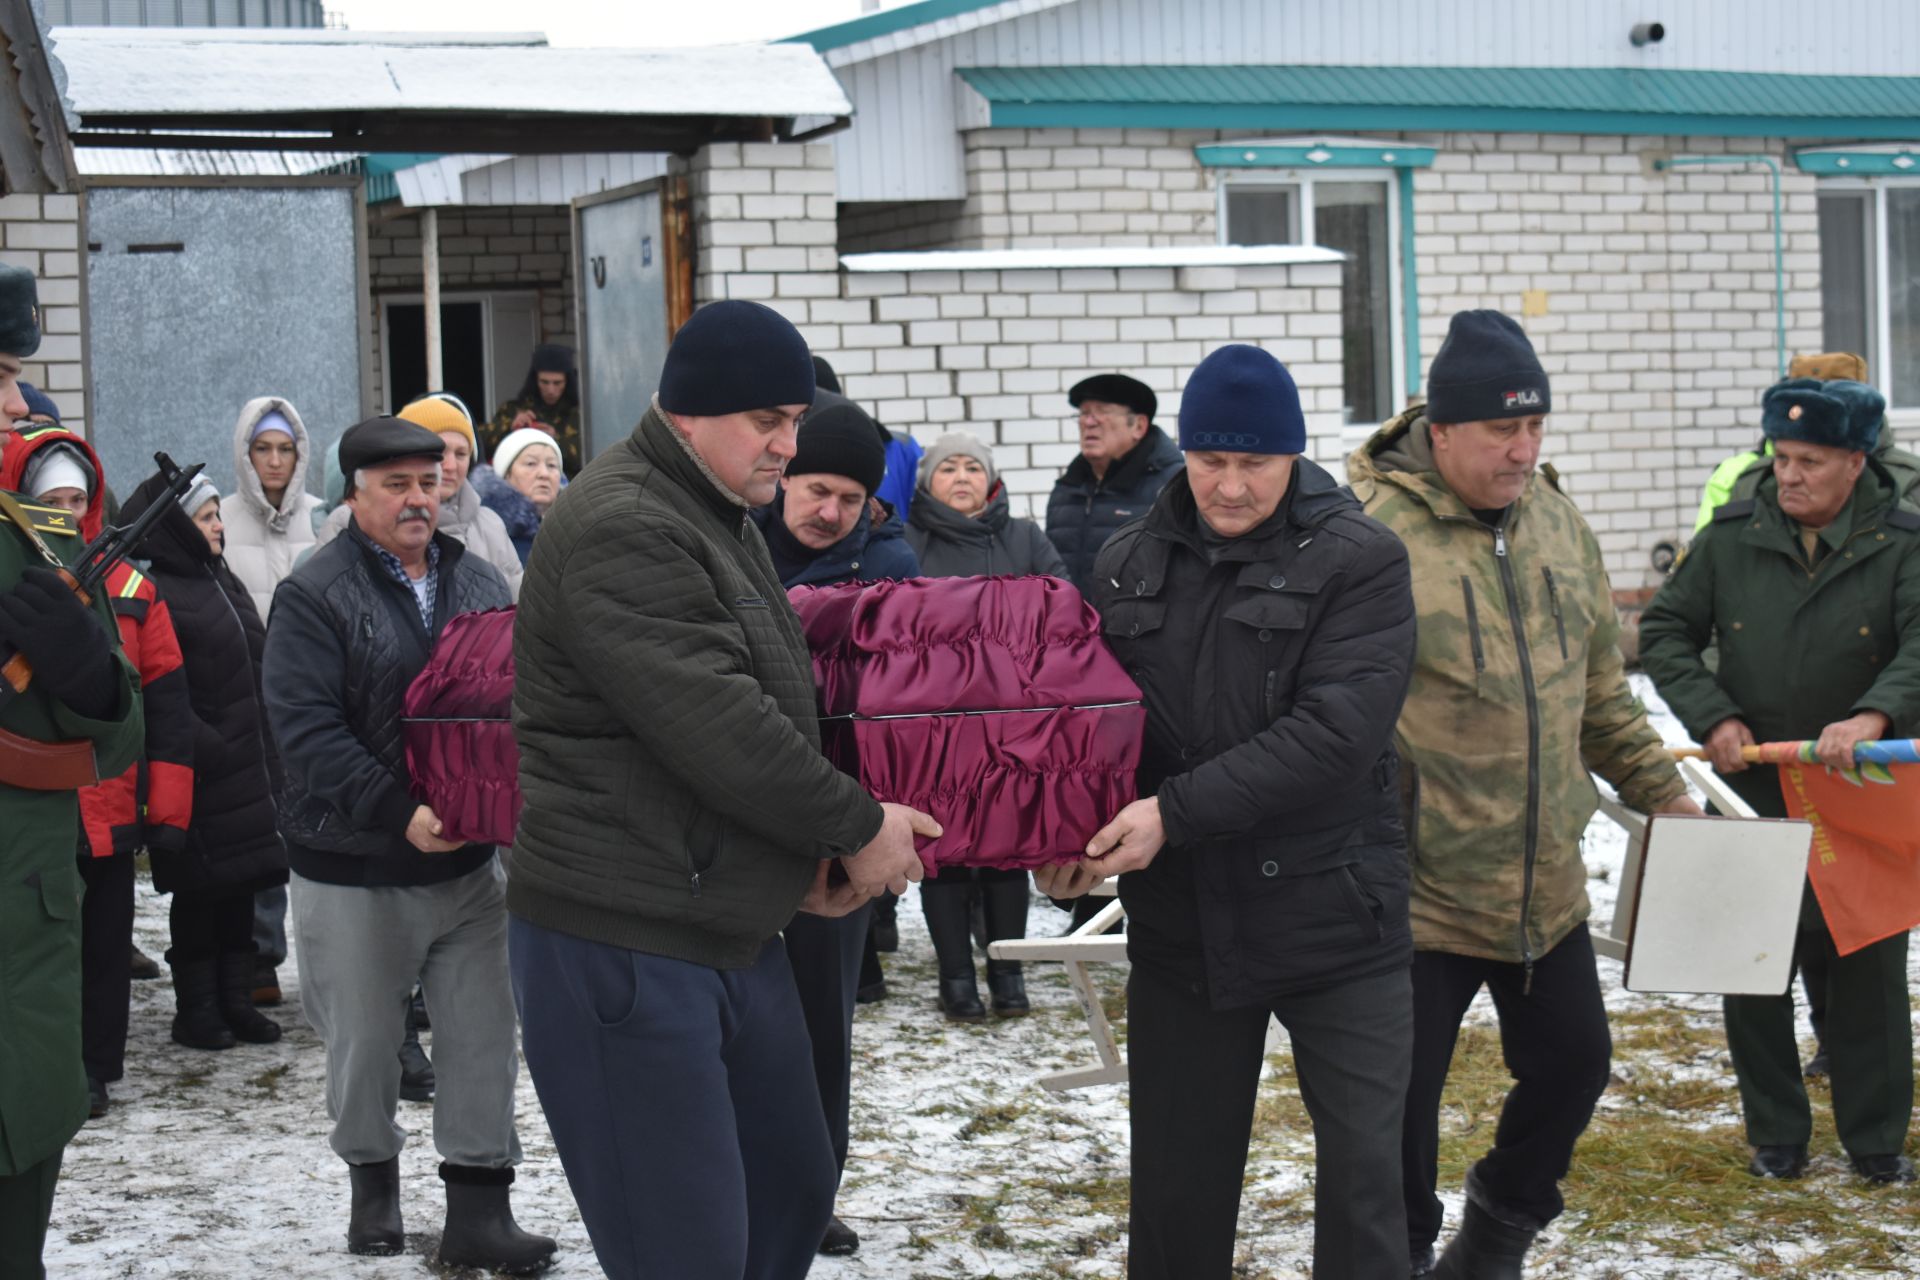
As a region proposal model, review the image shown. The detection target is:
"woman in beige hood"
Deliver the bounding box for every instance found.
[221,396,322,621]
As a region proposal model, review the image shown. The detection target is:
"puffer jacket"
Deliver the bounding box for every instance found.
[317,480,522,599]
[472,464,544,566]
[1347,407,1686,966]
[262,522,510,887]
[222,397,323,621]
[1093,460,1417,1009]
[509,403,885,970]
[905,483,1069,579]
[1045,425,1184,594]
[123,471,287,897]
[748,491,919,588]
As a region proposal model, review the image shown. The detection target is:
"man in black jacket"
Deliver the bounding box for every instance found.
[262,417,552,1273]
[1044,372,1183,593]
[507,300,935,1280]
[1044,344,1418,1279]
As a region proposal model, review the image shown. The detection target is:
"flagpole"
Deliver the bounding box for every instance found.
[1670,740,1920,765]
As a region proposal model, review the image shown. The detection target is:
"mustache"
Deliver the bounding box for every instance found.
[398,506,433,524]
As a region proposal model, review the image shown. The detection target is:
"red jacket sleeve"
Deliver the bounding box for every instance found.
[109,568,195,850]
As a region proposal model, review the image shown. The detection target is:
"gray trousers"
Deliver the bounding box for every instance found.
[292,860,523,1168]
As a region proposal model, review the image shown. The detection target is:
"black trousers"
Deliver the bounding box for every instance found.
[77,850,136,1085]
[167,889,256,965]
[1401,924,1612,1250]
[782,903,871,1178]
[1128,962,1412,1280]
[0,1148,62,1280]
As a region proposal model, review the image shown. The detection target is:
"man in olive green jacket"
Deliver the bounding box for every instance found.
[1349,310,1694,1278]
[0,264,143,1278]
[1641,376,1920,1186]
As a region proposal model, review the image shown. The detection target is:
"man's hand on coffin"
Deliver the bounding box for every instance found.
[406,804,464,854]
[844,802,941,897]
[1703,716,1755,774]
[1083,797,1165,877]
[1033,860,1107,900]
[1816,710,1892,771]
[799,861,873,918]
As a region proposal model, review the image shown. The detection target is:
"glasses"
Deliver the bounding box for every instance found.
[1076,406,1133,424]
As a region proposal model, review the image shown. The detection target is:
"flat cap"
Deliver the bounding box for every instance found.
[0,264,41,359]
[338,415,446,478]
[1069,373,1157,421]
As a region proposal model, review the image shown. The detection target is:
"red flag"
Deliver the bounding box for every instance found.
[1780,761,1920,955]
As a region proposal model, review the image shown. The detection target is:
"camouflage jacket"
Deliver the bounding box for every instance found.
[1347,408,1686,964]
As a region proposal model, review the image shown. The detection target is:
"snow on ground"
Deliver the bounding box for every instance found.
[46,677,1920,1278]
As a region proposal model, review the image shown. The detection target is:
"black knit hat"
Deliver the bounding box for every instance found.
[338,415,447,478]
[1069,373,1156,421]
[658,300,816,417]
[788,399,886,496]
[1762,377,1885,453]
[0,264,41,359]
[812,356,842,394]
[1425,310,1550,425]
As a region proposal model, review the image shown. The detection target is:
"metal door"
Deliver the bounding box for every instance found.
[575,184,670,459]
[84,183,365,499]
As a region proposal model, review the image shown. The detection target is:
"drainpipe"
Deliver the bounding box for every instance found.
[1653,154,1787,378]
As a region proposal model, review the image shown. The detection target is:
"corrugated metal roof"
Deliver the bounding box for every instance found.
[75,146,358,177]
[957,64,1920,121]
[786,0,1017,52]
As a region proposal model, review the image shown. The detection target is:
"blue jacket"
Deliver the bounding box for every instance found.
[1044,425,1185,595]
[876,432,924,521]
[749,493,920,589]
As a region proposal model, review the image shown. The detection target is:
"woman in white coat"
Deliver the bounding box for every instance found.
[221,397,322,622]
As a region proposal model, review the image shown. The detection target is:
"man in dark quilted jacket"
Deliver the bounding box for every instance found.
[507,299,936,1280]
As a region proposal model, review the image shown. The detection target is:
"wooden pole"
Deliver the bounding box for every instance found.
[422,206,443,393]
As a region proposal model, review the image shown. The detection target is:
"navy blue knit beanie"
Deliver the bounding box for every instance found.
[658,300,816,417]
[19,381,58,422]
[1762,377,1885,452]
[1177,344,1306,454]
[1425,310,1551,424]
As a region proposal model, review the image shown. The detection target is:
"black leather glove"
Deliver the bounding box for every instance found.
[0,566,117,720]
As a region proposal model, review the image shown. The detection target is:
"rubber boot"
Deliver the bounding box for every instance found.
[982,876,1031,1015]
[922,879,985,1020]
[437,1164,557,1275]
[168,956,235,1051]
[399,1002,435,1103]
[1432,1199,1538,1280]
[218,950,282,1044]
[347,1157,404,1256]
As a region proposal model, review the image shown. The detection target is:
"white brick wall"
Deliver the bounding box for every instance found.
[0,195,88,434]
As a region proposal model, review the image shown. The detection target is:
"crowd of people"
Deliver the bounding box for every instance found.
[0,254,1914,1280]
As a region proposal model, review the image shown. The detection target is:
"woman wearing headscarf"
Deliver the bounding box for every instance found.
[483,343,582,477]
[903,432,1068,1019]
[221,397,322,622]
[473,428,561,566]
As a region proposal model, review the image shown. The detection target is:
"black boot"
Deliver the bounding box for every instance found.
[168,956,235,1051]
[438,1164,557,1275]
[922,880,985,1020]
[986,962,1029,1016]
[982,876,1031,1015]
[218,950,282,1044]
[347,1157,404,1256]
[1433,1199,1538,1280]
[820,1213,860,1255]
[129,943,161,980]
[399,1003,435,1103]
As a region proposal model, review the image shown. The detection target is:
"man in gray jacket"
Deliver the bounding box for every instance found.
[508,299,935,1280]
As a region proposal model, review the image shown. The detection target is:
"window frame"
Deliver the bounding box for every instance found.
[1815,176,1920,427]
[1214,168,1405,444]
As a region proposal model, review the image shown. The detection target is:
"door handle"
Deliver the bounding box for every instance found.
[591,255,607,288]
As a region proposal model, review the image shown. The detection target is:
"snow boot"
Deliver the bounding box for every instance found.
[168,956,235,1051]
[1433,1199,1538,1280]
[399,1004,435,1103]
[437,1164,557,1275]
[218,950,282,1043]
[986,962,1029,1016]
[347,1157,404,1256]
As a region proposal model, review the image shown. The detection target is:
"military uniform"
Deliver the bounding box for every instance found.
[1641,457,1920,1163]
[0,494,142,1276]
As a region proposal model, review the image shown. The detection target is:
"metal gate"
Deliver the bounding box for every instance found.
[84,181,366,498]
[574,178,685,459]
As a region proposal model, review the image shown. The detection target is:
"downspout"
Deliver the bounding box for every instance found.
[1400,166,1421,402]
[1654,154,1787,378]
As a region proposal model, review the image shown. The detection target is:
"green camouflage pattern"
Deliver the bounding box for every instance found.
[1347,407,1686,962]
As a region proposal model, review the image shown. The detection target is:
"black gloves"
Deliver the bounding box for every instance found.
[0,566,118,720]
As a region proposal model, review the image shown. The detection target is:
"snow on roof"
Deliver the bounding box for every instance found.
[51,26,549,46]
[50,30,853,120]
[841,245,1346,272]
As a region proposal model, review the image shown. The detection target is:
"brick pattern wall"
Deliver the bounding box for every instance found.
[365,204,575,413]
[956,128,1224,249]
[837,199,970,254]
[0,195,87,433]
[688,143,1344,518]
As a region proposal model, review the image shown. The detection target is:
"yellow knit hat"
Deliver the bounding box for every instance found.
[398,393,477,452]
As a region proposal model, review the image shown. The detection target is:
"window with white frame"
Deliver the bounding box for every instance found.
[1816,181,1920,412]
[1220,173,1396,426]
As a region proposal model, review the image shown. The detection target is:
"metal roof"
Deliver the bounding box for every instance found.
[956,64,1920,137]
[786,0,1072,60]
[75,146,358,177]
[50,28,853,154]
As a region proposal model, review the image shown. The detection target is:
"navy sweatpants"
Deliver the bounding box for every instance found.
[781,903,870,1175]
[509,917,838,1280]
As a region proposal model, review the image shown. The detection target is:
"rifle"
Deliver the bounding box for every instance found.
[0,450,205,710]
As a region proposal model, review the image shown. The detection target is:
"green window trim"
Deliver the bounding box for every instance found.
[1196,141,1435,170]
[1795,146,1920,176]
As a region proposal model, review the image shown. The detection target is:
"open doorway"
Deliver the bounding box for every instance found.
[380,291,540,421]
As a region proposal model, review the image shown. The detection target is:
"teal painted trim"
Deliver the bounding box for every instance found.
[1795,150,1920,175]
[1196,143,1435,169]
[985,102,1920,140]
[1399,167,1420,402]
[359,153,443,206]
[782,0,1010,52]
[1660,155,1786,378]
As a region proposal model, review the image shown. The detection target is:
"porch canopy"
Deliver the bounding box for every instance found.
[50,27,852,154]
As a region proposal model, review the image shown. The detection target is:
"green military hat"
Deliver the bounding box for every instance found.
[0,263,40,358]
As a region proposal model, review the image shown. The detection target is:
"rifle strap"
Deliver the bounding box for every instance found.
[0,490,71,571]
